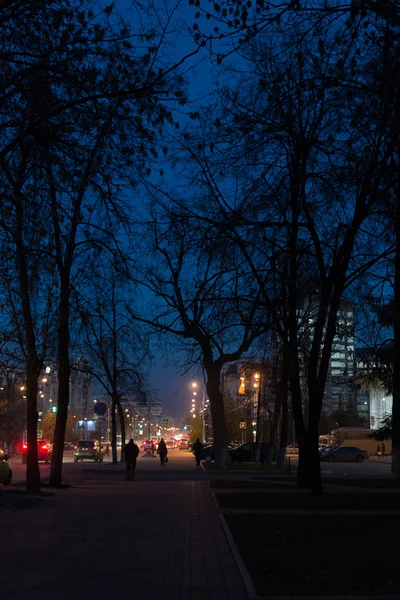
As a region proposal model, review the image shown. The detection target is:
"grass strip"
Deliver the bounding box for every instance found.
[204,462,279,470]
[255,476,400,489]
[226,514,400,596]
[216,491,400,510]
[210,479,295,490]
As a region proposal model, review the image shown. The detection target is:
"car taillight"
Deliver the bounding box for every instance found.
[41,444,48,450]
[23,444,28,449]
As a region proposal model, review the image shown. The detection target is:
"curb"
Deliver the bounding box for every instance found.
[210,490,256,599]
[218,511,258,599]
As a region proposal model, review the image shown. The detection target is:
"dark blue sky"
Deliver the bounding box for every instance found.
[114,0,214,415]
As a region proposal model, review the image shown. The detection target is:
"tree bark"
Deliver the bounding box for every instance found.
[267,358,281,462]
[49,276,70,487]
[277,356,289,469]
[26,371,40,493]
[111,395,118,464]
[392,175,400,478]
[117,400,126,462]
[15,190,41,493]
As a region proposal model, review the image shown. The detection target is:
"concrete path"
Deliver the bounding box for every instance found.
[1,452,248,600]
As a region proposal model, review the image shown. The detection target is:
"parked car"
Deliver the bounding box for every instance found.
[319,446,338,458]
[202,445,215,462]
[320,446,369,463]
[21,440,52,464]
[74,440,103,462]
[191,443,214,460]
[0,449,12,485]
[229,442,276,463]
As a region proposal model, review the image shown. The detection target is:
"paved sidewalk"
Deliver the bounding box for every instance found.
[1,471,248,599]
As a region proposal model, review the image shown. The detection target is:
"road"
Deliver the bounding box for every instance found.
[8,449,393,485]
[9,448,205,485]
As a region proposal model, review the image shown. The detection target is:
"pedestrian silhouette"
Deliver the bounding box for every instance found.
[157,438,168,466]
[123,438,139,480]
[192,438,203,467]
[381,442,386,457]
[377,444,381,457]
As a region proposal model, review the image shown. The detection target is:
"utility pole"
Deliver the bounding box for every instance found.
[148,403,151,439]
[202,391,205,443]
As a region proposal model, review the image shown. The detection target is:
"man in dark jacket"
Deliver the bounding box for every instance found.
[192,438,203,467]
[123,439,139,480]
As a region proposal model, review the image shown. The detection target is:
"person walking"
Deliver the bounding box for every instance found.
[157,438,168,466]
[377,444,381,457]
[381,442,386,457]
[192,438,203,467]
[123,438,139,481]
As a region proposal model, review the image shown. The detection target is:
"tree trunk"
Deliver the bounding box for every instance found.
[206,368,228,467]
[50,278,70,487]
[298,387,323,493]
[277,370,289,469]
[26,371,41,493]
[15,192,41,493]
[298,431,322,493]
[392,178,400,479]
[111,396,118,464]
[117,401,126,462]
[267,364,281,465]
[255,386,262,466]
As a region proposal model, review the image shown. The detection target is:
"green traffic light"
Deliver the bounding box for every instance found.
[252,429,256,435]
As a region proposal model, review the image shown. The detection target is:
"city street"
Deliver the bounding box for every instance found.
[2,448,246,600]
[9,447,206,485]
[8,449,392,486]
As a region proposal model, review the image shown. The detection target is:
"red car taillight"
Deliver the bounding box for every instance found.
[23,443,28,449]
[41,444,48,450]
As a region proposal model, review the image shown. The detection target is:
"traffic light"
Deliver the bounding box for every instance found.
[252,429,256,435]
[51,406,57,413]
[184,426,187,430]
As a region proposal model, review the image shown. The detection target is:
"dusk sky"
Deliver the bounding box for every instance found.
[115,0,215,415]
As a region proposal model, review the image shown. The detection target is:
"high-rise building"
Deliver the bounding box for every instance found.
[38,358,93,422]
[355,348,392,429]
[69,358,93,421]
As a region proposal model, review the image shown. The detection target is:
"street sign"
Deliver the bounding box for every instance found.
[239,421,246,430]
[37,430,42,439]
[76,420,96,431]
[94,401,107,416]
[151,402,163,417]
[161,417,170,426]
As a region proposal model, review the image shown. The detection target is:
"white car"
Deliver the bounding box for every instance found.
[0,449,12,485]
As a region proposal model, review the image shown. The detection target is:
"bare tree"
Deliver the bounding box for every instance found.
[75,259,149,464]
[160,21,396,490]
[130,208,269,466]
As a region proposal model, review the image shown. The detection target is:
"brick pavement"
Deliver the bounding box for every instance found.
[1,467,248,600]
